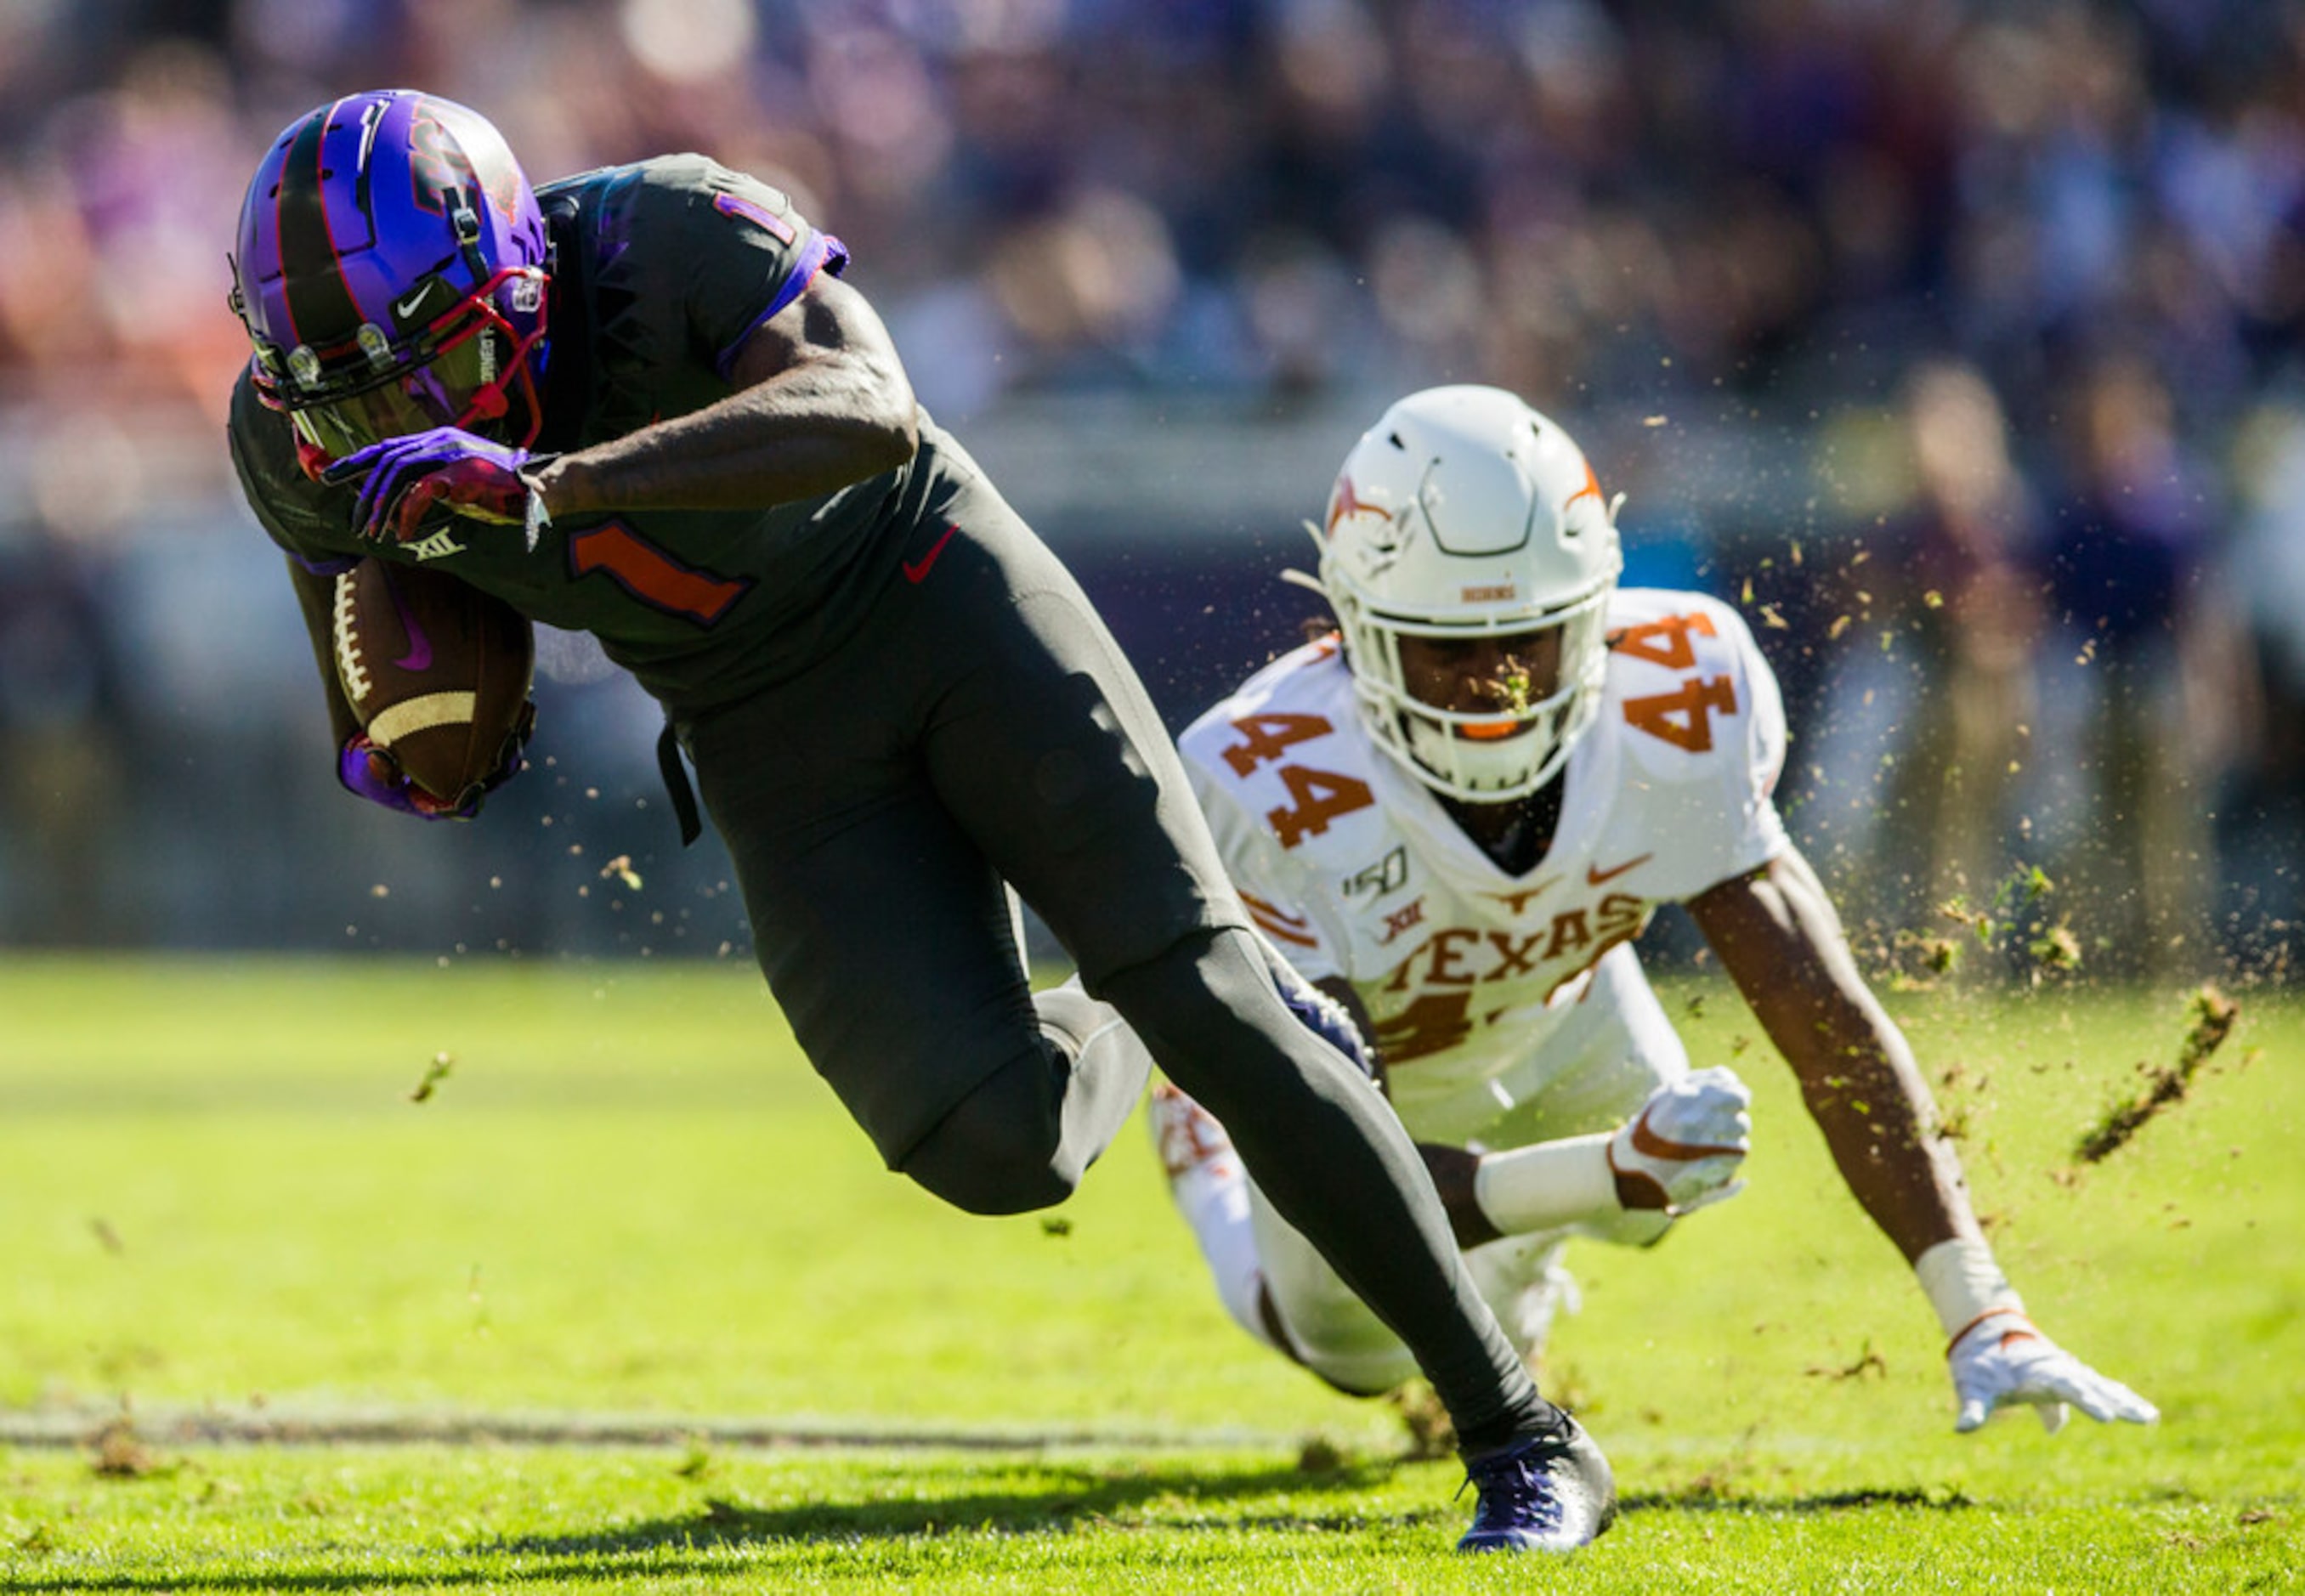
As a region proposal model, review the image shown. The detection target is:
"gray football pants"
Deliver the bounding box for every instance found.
[681,450,1555,1454]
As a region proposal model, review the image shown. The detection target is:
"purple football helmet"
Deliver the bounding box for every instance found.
[230,91,552,473]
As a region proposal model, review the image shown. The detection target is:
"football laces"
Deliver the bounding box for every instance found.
[332,570,373,706]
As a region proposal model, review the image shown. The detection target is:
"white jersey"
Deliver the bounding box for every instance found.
[1179,588,1789,1145]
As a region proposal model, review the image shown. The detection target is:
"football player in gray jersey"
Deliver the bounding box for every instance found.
[223,91,1610,1552]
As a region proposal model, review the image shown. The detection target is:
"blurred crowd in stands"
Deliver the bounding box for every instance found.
[0,0,2300,982]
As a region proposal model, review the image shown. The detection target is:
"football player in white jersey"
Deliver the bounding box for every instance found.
[1148,384,2156,1435]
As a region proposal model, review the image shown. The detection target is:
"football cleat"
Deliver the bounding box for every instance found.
[1252,935,1378,1083]
[1149,1082,1237,1186]
[1278,979,1375,1079]
[1254,922,1373,1084]
[1456,1412,1617,1554]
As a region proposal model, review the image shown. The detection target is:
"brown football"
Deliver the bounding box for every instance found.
[331,559,535,802]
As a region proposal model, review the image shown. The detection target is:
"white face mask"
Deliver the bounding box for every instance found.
[1403,717,1545,796]
[1352,600,1611,803]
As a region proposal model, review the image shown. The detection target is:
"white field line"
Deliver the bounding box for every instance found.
[0,1404,1294,1453]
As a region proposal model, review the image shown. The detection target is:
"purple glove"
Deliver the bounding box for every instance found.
[339,735,473,819]
[324,428,540,545]
[337,712,530,821]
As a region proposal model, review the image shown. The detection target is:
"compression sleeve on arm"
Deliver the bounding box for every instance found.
[1472,1133,1621,1235]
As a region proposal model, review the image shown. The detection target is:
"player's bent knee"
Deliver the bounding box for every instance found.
[893,1055,1077,1216]
[899,1153,1075,1215]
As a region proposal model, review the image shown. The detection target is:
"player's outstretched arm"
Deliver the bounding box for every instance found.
[1687,847,2155,1433]
[1687,848,1967,1254]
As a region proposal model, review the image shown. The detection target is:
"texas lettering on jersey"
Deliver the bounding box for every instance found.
[1180,588,1789,1140]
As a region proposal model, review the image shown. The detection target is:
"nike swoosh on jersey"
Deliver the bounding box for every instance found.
[1586,852,1653,886]
[1241,890,1318,948]
[394,285,434,321]
[903,523,959,585]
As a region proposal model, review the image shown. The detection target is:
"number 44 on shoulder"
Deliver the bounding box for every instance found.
[1221,712,1374,850]
[1613,612,1740,755]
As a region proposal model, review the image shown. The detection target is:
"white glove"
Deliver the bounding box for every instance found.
[1948,1310,2161,1434]
[1606,1066,1752,1214]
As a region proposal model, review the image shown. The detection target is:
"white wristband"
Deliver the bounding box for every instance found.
[1472,1132,1619,1235]
[1914,1237,2025,1343]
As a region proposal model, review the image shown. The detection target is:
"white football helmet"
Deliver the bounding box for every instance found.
[1308,385,1623,801]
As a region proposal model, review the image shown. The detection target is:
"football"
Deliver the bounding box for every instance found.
[331,559,535,802]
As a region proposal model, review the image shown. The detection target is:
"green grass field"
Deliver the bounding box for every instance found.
[1,954,2298,1591]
